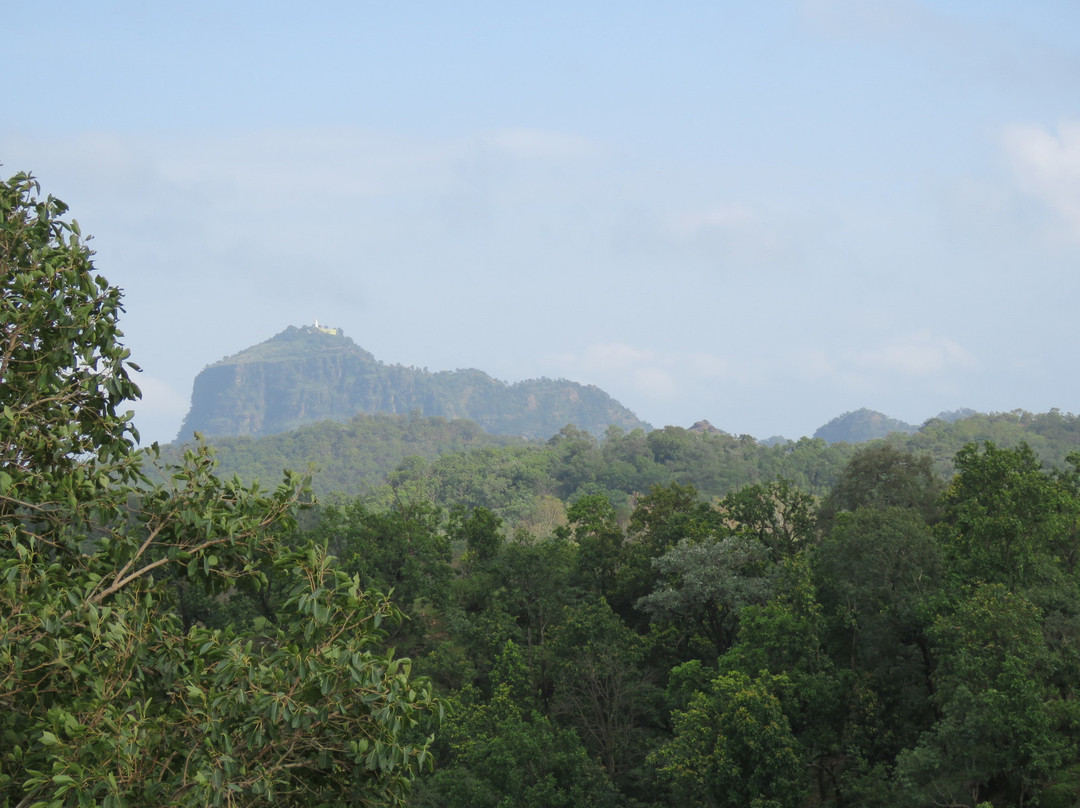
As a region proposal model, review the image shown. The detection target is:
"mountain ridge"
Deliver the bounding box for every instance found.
[177,325,653,441]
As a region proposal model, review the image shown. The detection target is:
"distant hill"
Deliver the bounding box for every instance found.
[176,325,652,441]
[814,408,919,444]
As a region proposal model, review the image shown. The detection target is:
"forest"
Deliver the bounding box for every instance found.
[240,438,1080,808]
[6,168,1080,808]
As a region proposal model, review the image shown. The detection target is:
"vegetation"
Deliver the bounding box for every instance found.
[273,436,1080,808]
[11,167,1080,807]
[813,407,919,443]
[182,409,1080,524]
[161,412,527,498]
[0,172,439,807]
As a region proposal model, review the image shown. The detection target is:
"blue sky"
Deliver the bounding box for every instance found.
[5,0,1080,443]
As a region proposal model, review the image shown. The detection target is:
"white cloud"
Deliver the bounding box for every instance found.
[552,332,975,420]
[852,330,976,376]
[666,204,758,238]
[630,366,679,400]
[6,124,599,221]
[650,202,797,272]
[797,0,934,38]
[149,128,464,205]
[480,128,596,159]
[789,347,837,382]
[785,331,976,392]
[575,342,657,371]
[549,342,737,404]
[684,351,733,380]
[1001,121,1080,241]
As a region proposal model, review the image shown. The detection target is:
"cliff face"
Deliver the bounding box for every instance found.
[176,326,652,441]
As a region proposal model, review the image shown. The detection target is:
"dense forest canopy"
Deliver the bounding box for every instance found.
[173,406,1080,527]
[7,169,1080,807]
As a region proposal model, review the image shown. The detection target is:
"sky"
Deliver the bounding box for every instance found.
[5,0,1080,444]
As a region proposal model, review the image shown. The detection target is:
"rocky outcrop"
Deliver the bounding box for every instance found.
[176,325,652,441]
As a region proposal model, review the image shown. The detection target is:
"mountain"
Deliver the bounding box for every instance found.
[813,408,919,444]
[176,325,652,441]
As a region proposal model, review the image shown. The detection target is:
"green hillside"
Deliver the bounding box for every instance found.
[813,408,919,443]
[171,407,1080,527]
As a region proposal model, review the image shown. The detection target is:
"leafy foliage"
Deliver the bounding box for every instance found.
[190,406,1080,536]
[161,411,527,499]
[0,171,439,807]
[416,642,619,808]
[651,670,807,808]
[19,168,1080,808]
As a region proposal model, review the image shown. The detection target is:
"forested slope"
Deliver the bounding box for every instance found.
[177,407,1080,525]
[163,411,528,497]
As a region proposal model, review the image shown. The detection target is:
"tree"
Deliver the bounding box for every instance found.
[627,483,719,556]
[941,442,1078,590]
[637,534,772,657]
[416,641,619,808]
[447,504,503,570]
[818,444,944,528]
[487,531,579,709]
[310,497,451,613]
[650,670,807,808]
[1,172,142,531]
[0,171,439,806]
[548,599,656,781]
[810,507,944,798]
[617,483,724,627]
[815,506,943,755]
[722,478,818,561]
[566,494,625,599]
[722,554,847,775]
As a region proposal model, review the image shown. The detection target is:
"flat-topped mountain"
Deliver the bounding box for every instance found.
[176,325,652,441]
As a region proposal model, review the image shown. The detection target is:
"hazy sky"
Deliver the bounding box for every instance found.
[5,1,1080,443]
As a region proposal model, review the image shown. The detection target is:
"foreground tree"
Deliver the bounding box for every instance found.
[0,171,439,806]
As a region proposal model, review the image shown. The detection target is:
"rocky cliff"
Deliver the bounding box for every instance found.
[176,325,652,441]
